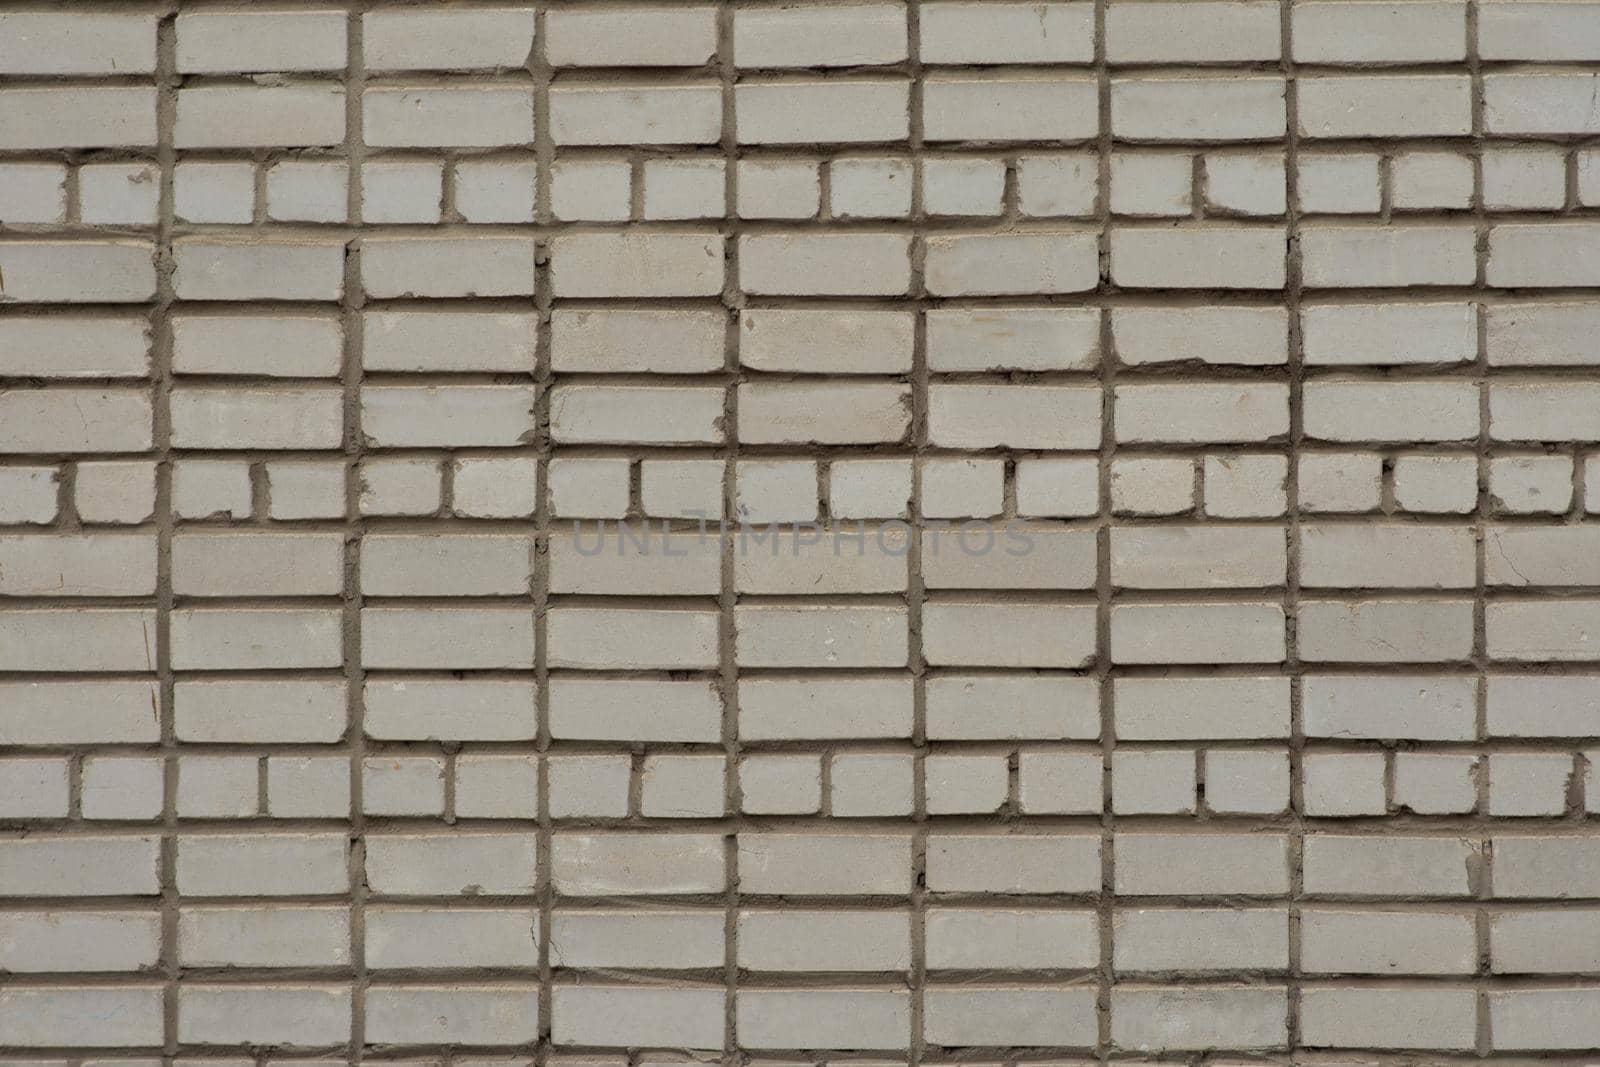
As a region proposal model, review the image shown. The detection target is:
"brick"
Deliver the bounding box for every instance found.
[548,606,719,669]
[1111,602,1286,664]
[0,87,156,149]
[1486,73,1600,135]
[1300,599,1474,663]
[1488,600,1600,661]
[547,8,716,66]
[0,240,156,303]
[553,986,724,1049]
[0,910,161,973]
[1114,306,1288,365]
[550,384,722,445]
[738,80,909,144]
[1114,833,1289,895]
[1300,524,1475,589]
[177,10,347,72]
[924,2,1096,63]
[557,308,724,373]
[0,987,164,1048]
[364,8,535,70]
[364,86,533,148]
[1304,835,1475,897]
[367,679,534,742]
[174,314,341,377]
[1488,675,1600,738]
[551,232,722,297]
[362,607,534,669]
[551,909,722,968]
[735,4,907,67]
[1108,1,1281,62]
[738,308,907,373]
[0,756,69,819]
[1111,526,1286,589]
[0,163,66,223]
[740,908,909,969]
[177,985,351,1046]
[363,533,532,596]
[928,159,1011,216]
[928,383,1100,449]
[927,833,1100,894]
[1111,986,1287,1051]
[366,833,536,896]
[78,160,158,224]
[0,681,159,746]
[0,12,157,74]
[177,834,347,896]
[738,381,908,445]
[924,77,1098,142]
[0,835,159,897]
[1112,77,1285,141]
[1395,753,1478,814]
[1117,676,1290,740]
[368,985,539,1045]
[739,677,912,740]
[1302,225,1476,287]
[550,85,721,145]
[1493,835,1600,898]
[1305,381,1479,442]
[927,907,1098,969]
[171,387,342,450]
[179,906,349,968]
[1111,226,1284,288]
[0,316,149,378]
[1293,2,1467,63]
[925,601,1095,667]
[361,235,535,298]
[1300,987,1476,1050]
[0,609,158,672]
[1491,909,1600,973]
[363,385,536,447]
[1300,75,1471,138]
[1486,527,1600,587]
[1489,223,1600,288]
[553,832,723,895]
[172,239,344,301]
[1205,152,1285,215]
[1114,458,1192,514]
[176,85,344,148]
[927,233,1099,295]
[0,535,154,597]
[926,987,1097,1047]
[1120,383,1289,443]
[740,233,909,296]
[1304,674,1475,741]
[1206,750,1291,814]
[1490,988,1600,1050]
[1480,1,1600,59]
[0,468,59,525]
[1302,302,1476,366]
[1491,383,1600,441]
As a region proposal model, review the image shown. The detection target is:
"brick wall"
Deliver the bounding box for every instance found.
[2,0,1599,1057]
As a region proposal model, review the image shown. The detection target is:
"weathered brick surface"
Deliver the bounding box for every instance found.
[2,0,1600,1059]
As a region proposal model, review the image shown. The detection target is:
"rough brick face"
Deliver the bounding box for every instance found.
[3,0,1600,1059]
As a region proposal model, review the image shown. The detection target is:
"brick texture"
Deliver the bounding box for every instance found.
[2,0,1599,1059]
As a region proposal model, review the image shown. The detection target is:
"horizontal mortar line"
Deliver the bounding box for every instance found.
[8,816,1600,837]
[0,897,1590,916]
[5,968,1600,986]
